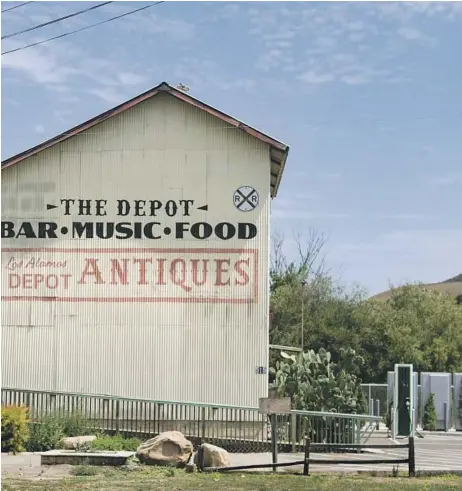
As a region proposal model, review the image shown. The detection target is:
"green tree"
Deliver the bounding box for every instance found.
[269,231,462,384]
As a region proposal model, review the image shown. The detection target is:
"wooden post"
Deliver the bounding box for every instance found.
[197,445,204,472]
[408,436,415,477]
[271,414,278,472]
[303,437,310,476]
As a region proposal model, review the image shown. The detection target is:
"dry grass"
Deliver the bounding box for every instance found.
[371,281,462,301]
[2,467,462,491]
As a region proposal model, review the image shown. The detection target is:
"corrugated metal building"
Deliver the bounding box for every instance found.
[1,82,289,407]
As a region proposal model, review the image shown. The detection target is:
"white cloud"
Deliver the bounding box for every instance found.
[298,70,334,85]
[88,87,127,105]
[117,72,146,86]
[397,26,423,40]
[35,124,45,134]
[430,173,462,186]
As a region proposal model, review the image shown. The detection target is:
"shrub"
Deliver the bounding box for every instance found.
[1,404,30,454]
[423,392,437,431]
[90,434,141,452]
[25,411,96,452]
[60,411,96,437]
[72,465,98,476]
[26,416,65,452]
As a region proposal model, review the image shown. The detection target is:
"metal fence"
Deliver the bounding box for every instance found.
[1,387,381,453]
[361,383,388,418]
[361,382,458,429]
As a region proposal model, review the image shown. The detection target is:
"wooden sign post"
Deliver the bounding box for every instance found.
[259,396,291,472]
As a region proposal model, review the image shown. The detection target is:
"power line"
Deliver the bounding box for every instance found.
[2,2,113,40]
[1,1,32,13]
[2,2,164,56]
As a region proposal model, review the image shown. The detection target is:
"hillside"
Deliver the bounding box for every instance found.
[372,274,462,301]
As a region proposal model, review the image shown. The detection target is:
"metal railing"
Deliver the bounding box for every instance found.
[1,387,381,453]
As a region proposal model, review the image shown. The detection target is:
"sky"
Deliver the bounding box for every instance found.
[1,1,461,295]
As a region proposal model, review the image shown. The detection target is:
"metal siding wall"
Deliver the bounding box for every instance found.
[1,93,270,406]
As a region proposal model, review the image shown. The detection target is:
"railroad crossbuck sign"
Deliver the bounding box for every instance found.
[233,186,259,212]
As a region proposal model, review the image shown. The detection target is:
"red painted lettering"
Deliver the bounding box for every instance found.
[156,258,167,285]
[110,259,129,285]
[215,259,231,286]
[170,258,192,292]
[191,259,208,286]
[133,258,152,285]
[234,259,250,285]
[78,258,105,285]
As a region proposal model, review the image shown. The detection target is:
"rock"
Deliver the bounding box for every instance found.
[136,431,193,468]
[193,443,231,469]
[59,435,96,450]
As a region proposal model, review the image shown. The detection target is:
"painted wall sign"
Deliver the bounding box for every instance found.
[2,248,259,303]
[1,198,259,241]
[233,186,259,212]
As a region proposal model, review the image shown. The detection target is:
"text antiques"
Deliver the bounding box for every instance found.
[2,250,259,302]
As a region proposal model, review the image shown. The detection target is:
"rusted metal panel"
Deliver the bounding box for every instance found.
[1,92,276,407]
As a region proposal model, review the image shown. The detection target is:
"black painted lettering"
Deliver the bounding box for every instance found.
[190,222,212,240]
[78,199,92,216]
[238,223,257,239]
[1,221,15,238]
[117,200,130,216]
[149,200,162,216]
[17,222,36,238]
[175,222,190,239]
[61,199,75,215]
[134,200,146,217]
[165,200,178,217]
[95,200,107,216]
[115,223,133,239]
[215,222,236,240]
[38,222,58,239]
[144,222,161,239]
[133,222,143,239]
[72,222,94,239]
[95,223,114,239]
[179,200,194,216]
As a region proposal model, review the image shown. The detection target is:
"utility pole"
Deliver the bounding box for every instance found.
[301,280,306,352]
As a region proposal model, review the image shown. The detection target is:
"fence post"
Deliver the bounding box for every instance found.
[355,418,361,446]
[303,437,310,476]
[271,414,278,472]
[375,400,380,430]
[201,407,206,444]
[115,400,120,433]
[290,413,296,452]
[444,402,449,432]
[408,436,415,477]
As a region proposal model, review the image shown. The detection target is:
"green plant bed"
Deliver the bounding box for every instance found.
[26,411,98,452]
[90,434,141,452]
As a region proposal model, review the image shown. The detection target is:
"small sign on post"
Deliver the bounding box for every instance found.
[259,396,291,473]
[258,397,291,415]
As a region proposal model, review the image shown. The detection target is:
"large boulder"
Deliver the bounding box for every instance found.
[194,443,231,469]
[136,431,193,467]
[59,435,96,450]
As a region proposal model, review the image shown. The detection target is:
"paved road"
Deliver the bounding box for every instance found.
[230,433,462,474]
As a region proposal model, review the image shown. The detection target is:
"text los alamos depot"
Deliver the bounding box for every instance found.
[4,254,257,297]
